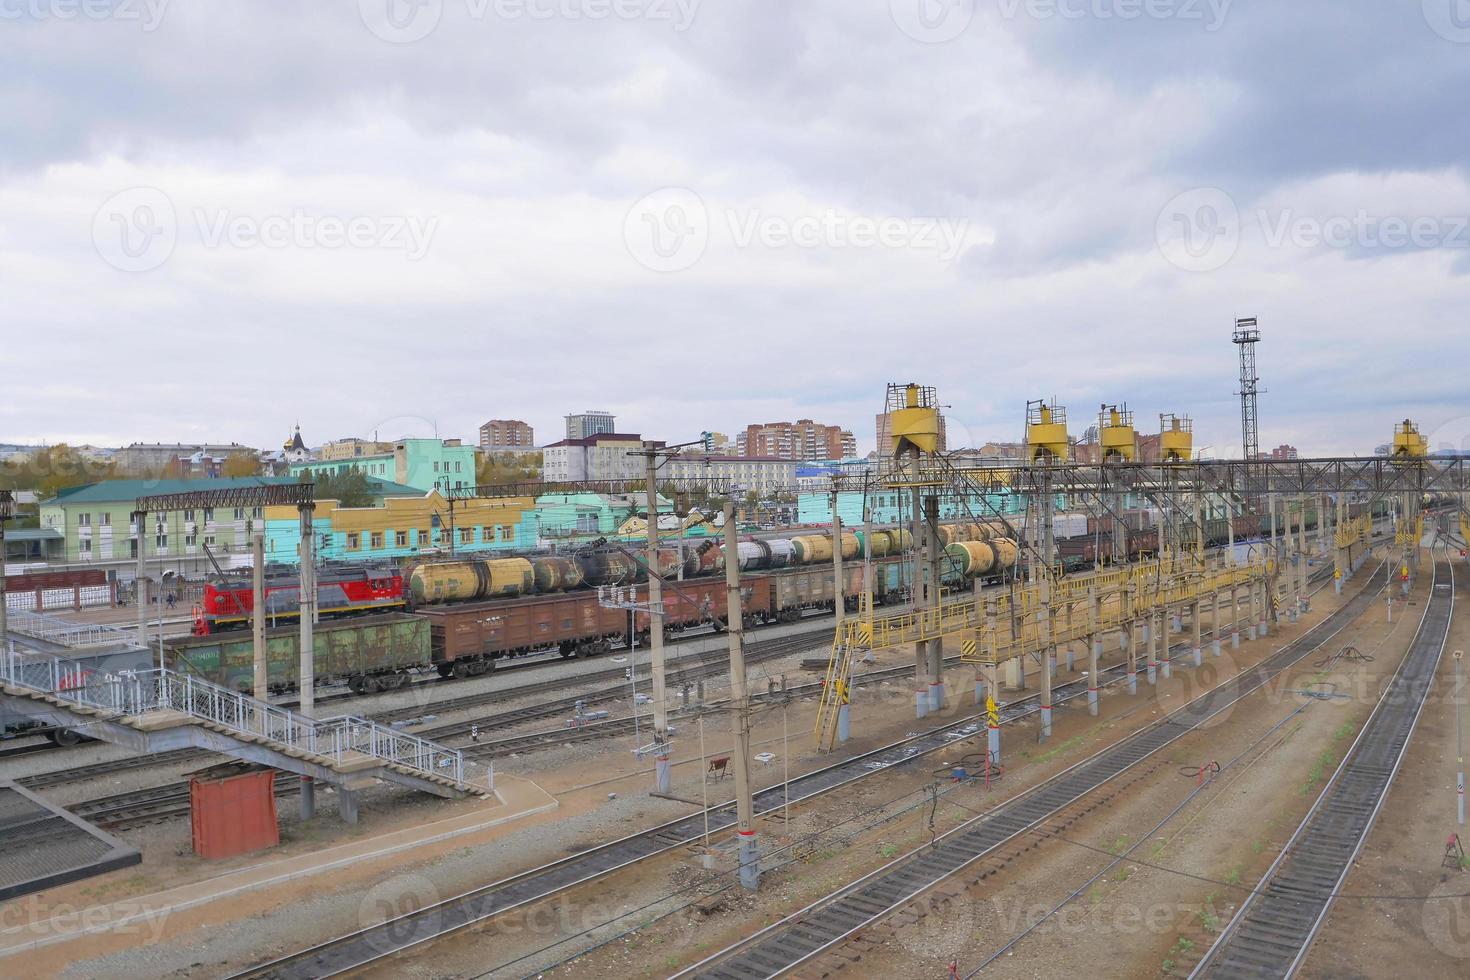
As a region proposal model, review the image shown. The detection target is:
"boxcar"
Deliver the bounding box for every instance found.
[164,613,429,694]
[417,592,628,674]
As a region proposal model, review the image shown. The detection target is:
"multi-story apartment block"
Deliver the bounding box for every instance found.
[479,419,536,453]
[318,437,394,461]
[737,420,855,461]
[564,411,616,441]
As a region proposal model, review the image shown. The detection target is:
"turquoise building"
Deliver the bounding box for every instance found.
[290,438,479,494]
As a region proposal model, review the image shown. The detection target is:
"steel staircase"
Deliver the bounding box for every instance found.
[1,646,487,799]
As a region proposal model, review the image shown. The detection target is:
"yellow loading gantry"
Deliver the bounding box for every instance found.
[1391,419,1429,590]
[813,385,1273,758]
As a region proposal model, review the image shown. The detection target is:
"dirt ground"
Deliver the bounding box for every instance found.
[369,562,1369,978]
[1,560,1363,978]
[1301,561,1470,979]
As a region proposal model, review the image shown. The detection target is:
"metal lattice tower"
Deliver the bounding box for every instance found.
[1233,318,1262,462]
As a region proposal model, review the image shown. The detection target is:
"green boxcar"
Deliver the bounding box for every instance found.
[164,613,431,694]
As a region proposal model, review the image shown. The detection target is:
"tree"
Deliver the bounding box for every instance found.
[300,467,374,508]
[221,450,261,478]
[475,451,542,487]
[1,444,114,497]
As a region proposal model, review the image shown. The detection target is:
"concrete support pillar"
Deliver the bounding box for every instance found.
[837,704,850,744]
[1087,633,1100,715]
[1004,656,1023,691]
[1211,589,1222,657]
[1040,645,1053,739]
[1191,598,1202,666]
[1147,608,1159,685]
[338,786,358,825]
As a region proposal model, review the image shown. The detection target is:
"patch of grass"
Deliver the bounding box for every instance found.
[1112,866,1133,883]
[1198,906,1219,933]
[1036,734,1085,764]
[1225,866,1242,887]
[1107,834,1131,856]
[878,843,899,859]
[1170,937,1196,956]
[1301,747,1335,796]
[1161,958,1176,975]
[1332,720,1356,742]
[1253,839,1267,855]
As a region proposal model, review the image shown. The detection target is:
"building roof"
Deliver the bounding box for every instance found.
[5,527,62,542]
[286,426,307,453]
[543,433,660,449]
[44,475,422,505]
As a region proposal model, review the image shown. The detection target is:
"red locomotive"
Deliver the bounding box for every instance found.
[193,562,407,635]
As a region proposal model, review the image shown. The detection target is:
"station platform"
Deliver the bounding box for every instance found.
[0,782,140,902]
[0,774,556,961]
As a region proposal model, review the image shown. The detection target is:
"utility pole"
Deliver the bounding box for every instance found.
[644,445,671,795]
[831,486,850,743]
[133,508,149,648]
[0,491,11,650]
[252,532,267,702]
[723,499,759,891]
[298,501,317,821]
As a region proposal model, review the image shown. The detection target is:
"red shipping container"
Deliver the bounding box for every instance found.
[190,769,279,860]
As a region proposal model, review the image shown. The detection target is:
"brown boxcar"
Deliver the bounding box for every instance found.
[417,592,627,674]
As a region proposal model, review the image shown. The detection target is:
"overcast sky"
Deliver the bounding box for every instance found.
[3,0,1468,458]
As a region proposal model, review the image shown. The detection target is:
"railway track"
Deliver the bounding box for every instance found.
[231,608,1254,980]
[676,563,1392,980]
[1189,557,1455,979]
[12,625,830,794]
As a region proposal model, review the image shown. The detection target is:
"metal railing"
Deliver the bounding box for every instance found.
[5,608,137,648]
[0,646,489,792]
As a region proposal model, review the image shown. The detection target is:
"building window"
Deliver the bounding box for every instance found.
[433,461,440,472]
[395,531,407,547]
[204,507,214,522]
[321,533,331,549]
[347,532,360,550]
[185,533,197,547]
[130,540,138,558]
[500,525,512,542]
[78,513,90,527]
[370,532,384,549]
[78,537,92,554]
[459,527,472,545]
[155,533,168,550]
[252,507,263,519]
[184,509,195,522]
[205,534,216,547]
[100,512,110,526]
[233,508,244,520]
[454,461,461,472]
